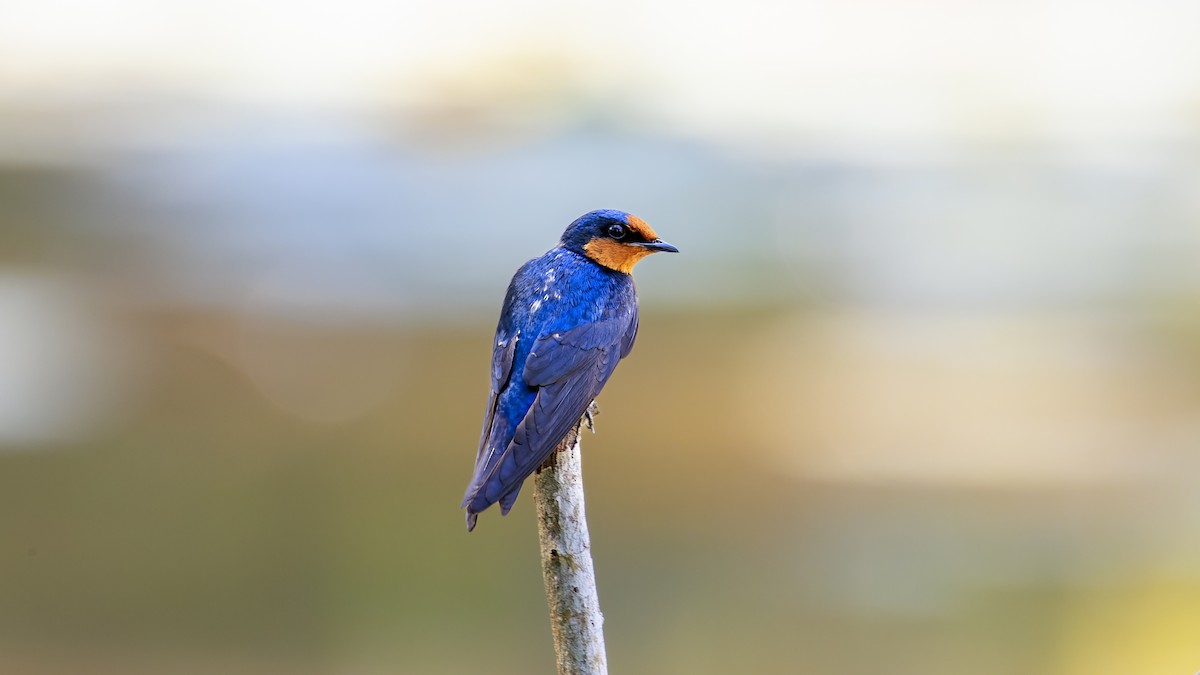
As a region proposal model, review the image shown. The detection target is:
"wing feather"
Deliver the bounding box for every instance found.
[464,297,641,529]
[461,329,518,512]
[472,315,632,513]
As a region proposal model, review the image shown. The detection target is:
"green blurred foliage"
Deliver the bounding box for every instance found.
[0,301,1197,674]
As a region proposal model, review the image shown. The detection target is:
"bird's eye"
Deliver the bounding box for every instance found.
[608,224,626,239]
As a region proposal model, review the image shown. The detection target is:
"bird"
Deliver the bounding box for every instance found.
[461,209,678,531]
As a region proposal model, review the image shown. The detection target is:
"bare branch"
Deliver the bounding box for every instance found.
[532,424,608,675]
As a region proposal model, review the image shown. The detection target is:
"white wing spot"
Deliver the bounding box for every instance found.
[530,299,542,313]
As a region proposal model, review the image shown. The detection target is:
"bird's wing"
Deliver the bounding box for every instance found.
[477,313,636,511]
[474,329,519,464]
[461,327,519,515]
[620,304,639,358]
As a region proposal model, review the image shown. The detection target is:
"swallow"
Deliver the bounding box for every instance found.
[461,209,678,531]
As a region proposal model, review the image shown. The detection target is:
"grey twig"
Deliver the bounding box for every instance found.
[532,415,608,675]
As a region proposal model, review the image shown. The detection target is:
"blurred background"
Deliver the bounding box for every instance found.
[2,0,1199,673]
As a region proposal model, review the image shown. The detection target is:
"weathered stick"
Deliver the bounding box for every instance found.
[532,421,608,675]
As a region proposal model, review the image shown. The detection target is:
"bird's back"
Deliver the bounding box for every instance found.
[462,247,638,528]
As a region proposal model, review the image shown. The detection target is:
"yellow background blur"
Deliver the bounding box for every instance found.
[1,1,1199,673]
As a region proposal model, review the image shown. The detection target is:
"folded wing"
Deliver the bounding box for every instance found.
[468,312,637,523]
[461,329,519,530]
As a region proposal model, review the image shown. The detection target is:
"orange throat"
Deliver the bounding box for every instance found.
[583,239,654,273]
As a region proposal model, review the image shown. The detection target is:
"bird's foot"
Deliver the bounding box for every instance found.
[583,400,600,432]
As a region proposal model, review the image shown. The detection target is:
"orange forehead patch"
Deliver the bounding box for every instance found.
[583,238,654,274]
[624,214,659,241]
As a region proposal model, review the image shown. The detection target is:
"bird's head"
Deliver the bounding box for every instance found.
[560,209,679,274]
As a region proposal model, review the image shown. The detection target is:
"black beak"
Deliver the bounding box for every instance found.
[636,239,679,253]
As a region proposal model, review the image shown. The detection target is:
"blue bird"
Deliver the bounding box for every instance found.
[462,209,678,531]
